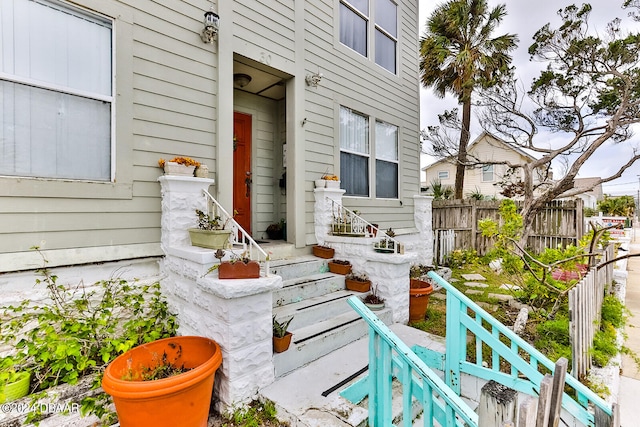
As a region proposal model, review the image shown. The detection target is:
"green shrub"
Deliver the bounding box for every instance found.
[535,315,572,366]
[0,261,177,422]
[592,323,618,367]
[601,295,626,329]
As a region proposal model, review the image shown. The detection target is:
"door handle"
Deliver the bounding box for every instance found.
[245,171,252,197]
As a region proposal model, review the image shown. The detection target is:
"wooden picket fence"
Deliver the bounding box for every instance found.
[569,245,615,379]
[432,199,584,256]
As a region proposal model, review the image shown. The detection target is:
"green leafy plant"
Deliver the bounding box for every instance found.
[219,399,284,427]
[272,316,294,338]
[0,251,178,422]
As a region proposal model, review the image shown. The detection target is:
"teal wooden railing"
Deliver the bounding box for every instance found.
[426,271,612,427]
[341,296,478,427]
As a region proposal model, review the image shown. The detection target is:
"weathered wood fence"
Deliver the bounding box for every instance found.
[569,244,615,379]
[478,358,620,427]
[432,199,584,256]
[433,229,455,265]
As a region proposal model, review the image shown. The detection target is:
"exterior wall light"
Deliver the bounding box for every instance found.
[305,72,323,87]
[201,8,219,43]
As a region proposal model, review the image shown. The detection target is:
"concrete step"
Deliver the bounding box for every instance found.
[273,289,368,330]
[273,309,393,378]
[269,256,328,281]
[261,324,447,426]
[273,273,345,308]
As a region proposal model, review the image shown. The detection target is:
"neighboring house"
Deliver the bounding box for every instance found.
[568,177,604,210]
[0,0,421,276]
[422,132,550,199]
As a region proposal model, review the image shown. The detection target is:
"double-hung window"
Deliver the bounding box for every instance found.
[375,120,398,198]
[339,0,398,74]
[0,0,113,181]
[340,106,399,198]
[340,107,370,197]
[482,164,494,182]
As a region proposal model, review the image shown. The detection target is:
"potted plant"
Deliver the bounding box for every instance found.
[328,259,352,275]
[208,249,261,279]
[102,336,222,427]
[409,265,435,322]
[273,316,294,353]
[188,209,233,249]
[0,357,30,404]
[266,219,285,240]
[312,244,335,259]
[345,272,371,292]
[158,156,200,176]
[362,285,385,311]
[315,173,340,188]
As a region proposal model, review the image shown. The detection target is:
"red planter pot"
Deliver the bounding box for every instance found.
[313,245,335,259]
[345,279,371,293]
[102,336,222,427]
[218,261,260,279]
[273,332,293,353]
[328,262,352,275]
[409,279,434,322]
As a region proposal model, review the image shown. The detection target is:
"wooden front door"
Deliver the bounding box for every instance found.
[233,112,252,235]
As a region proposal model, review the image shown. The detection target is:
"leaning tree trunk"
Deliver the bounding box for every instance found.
[454,99,472,199]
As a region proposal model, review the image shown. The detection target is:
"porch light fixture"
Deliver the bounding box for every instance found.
[201,8,219,43]
[305,72,323,87]
[233,73,252,88]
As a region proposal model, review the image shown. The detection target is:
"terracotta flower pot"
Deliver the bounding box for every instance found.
[273,332,293,353]
[312,245,335,259]
[328,261,352,275]
[409,279,434,322]
[218,261,260,279]
[345,278,371,293]
[102,336,222,427]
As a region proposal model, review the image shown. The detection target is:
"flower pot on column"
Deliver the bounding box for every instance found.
[409,279,434,322]
[101,336,222,427]
[218,260,261,279]
[188,229,232,249]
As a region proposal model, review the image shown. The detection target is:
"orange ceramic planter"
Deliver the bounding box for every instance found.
[102,336,222,427]
[218,261,260,279]
[409,279,434,322]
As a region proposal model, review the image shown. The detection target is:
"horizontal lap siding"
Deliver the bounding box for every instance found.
[234,1,295,62]
[304,0,420,238]
[0,0,217,269]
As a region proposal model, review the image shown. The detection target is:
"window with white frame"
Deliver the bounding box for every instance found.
[339,106,399,198]
[339,0,398,74]
[0,0,113,181]
[438,170,449,180]
[340,106,370,197]
[482,164,494,182]
[375,120,398,198]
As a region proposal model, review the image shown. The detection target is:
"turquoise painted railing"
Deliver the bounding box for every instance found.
[427,271,612,427]
[341,296,478,427]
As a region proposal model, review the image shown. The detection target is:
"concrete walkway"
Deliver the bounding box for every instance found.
[620,229,640,426]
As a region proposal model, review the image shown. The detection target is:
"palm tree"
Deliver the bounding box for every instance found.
[420,0,517,199]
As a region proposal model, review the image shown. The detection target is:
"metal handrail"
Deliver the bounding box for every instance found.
[202,190,270,275]
[329,199,401,253]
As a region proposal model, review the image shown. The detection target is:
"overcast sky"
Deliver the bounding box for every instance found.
[418,0,640,196]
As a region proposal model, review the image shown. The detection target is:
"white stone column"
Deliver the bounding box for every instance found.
[413,195,434,266]
[158,176,214,251]
[314,187,345,246]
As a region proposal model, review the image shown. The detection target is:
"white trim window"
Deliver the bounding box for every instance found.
[339,106,399,199]
[438,170,449,180]
[340,106,370,197]
[0,0,113,181]
[482,164,494,182]
[339,0,398,74]
[375,120,398,198]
